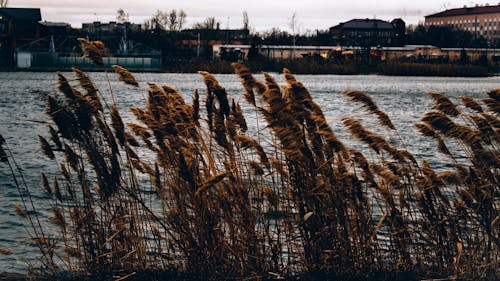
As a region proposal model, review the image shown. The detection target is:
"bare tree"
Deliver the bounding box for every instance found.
[167,9,177,31]
[116,8,129,23]
[289,12,297,35]
[178,10,186,30]
[143,11,157,30]
[0,0,8,8]
[288,12,298,58]
[143,20,152,30]
[143,9,186,31]
[243,11,249,30]
[205,17,218,29]
[144,10,168,30]
[193,17,220,30]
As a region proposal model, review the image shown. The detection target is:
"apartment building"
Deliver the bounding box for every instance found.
[424,4,500,44]
[82,21,141,36]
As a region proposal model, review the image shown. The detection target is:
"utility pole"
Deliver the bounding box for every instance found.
[197,32,200,57]
[289,12,297,59]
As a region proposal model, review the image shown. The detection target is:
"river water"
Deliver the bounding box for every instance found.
[0,71,498,273]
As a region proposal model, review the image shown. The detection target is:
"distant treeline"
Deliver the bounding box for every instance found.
[66,23,495,61]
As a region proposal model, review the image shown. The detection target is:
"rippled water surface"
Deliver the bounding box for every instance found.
[0,71,498,273]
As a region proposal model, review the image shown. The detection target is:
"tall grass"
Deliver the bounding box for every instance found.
[161,59,491,77]
[378,62,490,77]
[0,39,498,280]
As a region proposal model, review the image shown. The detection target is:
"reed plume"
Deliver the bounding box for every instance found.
[342,90,396,130]
[415,122,451,155]
[481,89,500,114]
[77,38,106,66]
[459,96,484,113]
[231,62,257,106]
[112,65,139,87]
[428,91,460,116]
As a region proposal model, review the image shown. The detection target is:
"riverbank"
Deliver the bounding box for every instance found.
[377,62,493,77]
[0,270,444,281]
[1,60,497,77]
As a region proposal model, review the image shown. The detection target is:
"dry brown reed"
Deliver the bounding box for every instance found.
[77,38,107,66]
[112,65,139,87]
[342,90,396,130]
[459,96,484,113]
[1,61,498,280]
[428,92,461,116]
[0,134,7,162]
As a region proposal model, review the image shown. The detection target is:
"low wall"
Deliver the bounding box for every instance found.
[17,52,162,71]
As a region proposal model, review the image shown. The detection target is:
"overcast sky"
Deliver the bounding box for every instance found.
[9,0,482,32]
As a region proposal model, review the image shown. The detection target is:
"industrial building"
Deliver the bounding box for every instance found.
[0,8,41,66]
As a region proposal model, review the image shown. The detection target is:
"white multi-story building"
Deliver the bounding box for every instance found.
[425,4,500,44]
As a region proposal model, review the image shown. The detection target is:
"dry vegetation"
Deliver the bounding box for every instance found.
[0,39,498,280]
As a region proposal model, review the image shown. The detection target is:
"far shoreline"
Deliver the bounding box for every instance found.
[0,61,498,77]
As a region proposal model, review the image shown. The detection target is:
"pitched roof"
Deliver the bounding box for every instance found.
[334,19,394,30]
[0,8,41,21]
[425,5,500,18]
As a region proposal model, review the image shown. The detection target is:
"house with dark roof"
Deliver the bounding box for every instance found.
[425,4,500,45]
[0,8,41,66]
[330,18,405,46]
[81,21,142,37]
